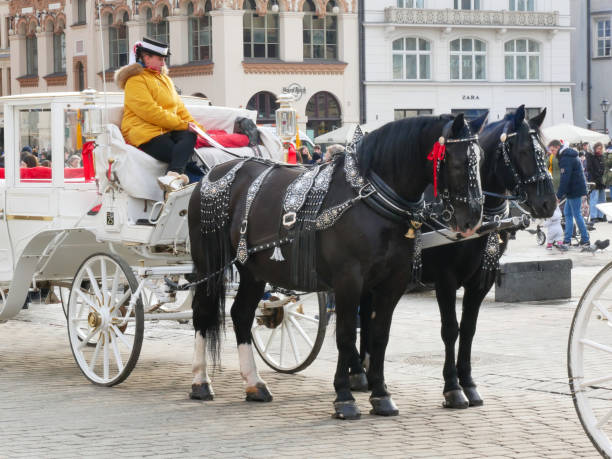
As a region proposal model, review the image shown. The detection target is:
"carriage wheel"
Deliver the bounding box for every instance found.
[252,291,329,374]
[67,253,144,386]
[568,261,612,458]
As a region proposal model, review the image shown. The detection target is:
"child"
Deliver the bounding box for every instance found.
[544,205,568,251]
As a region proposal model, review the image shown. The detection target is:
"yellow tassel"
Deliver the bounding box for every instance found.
[405,227,415,239]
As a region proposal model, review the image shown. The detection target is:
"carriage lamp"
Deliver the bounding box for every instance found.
[81,88,103,140]
[275,94,297,142]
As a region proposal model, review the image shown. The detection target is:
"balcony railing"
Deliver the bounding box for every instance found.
[384,8,559,27]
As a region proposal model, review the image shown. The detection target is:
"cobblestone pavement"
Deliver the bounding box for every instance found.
[2,227,612,458]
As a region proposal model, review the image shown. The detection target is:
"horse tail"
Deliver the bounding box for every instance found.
[188,182,232,367]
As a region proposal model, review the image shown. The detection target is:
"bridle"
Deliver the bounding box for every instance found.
[434,133,484,223]
[489,128,552,204]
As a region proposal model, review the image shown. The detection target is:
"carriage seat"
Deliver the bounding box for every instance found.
[97,106,283,202]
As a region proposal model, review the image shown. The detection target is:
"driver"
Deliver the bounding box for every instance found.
[115,37,201,193]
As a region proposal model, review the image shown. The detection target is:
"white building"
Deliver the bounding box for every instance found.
[571,0,611,133]
[3,0,360,140]
[363,0,573,127]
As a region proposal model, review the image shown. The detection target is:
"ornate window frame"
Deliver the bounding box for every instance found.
[243,0,279,59]
[504,38,540,80]
[453,0,480,10]
[303,0,338,60]
[109,12,129,70]
[391,36,431,80]
[188,1,212,62]
[449,37,486,81]
[509,0,535,11]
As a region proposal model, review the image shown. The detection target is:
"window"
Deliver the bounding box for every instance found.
[303,0,338,60]
[596,19,611,57]
[450,38,486,80]
[63,108,94,183]
[77,0,86,24]
[397,0,424,8]
[26,35,38,75]
[394,109,433,120]
[509,0,535,11]
[504,39,539,80]
[76,62,85,91]
[188,1,212,62]
[243,0,279,59]
[451,108,488,121]
[109,13,128,69]
[306,91,342,137]
[246,91,279,124]
[392,37,431,80]
[53,32,66,73]
[506,107,542,119]
[17,107,52,184]
[146,6,170,62]
[454,0,480,10]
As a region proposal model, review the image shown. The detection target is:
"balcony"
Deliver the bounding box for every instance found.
[384,8,559,28]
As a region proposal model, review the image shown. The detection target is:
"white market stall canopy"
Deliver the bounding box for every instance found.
[314,121,387,145]
[542,123,610,146]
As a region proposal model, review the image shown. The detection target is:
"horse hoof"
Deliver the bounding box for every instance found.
[369,396,399,416]
[350,373,369,392]
[462,386,484,407]
[190,383,214,401]
[245,383,273,402]
[333,400,361,420]
[443,389,469,409]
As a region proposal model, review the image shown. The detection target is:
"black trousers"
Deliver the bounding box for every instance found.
[139,130,196,174]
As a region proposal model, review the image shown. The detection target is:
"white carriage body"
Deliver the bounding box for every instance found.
[0,91,282,322]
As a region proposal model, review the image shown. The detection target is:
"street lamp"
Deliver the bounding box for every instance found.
[601,98,610,134]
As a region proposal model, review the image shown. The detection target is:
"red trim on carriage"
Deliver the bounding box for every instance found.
[0,167,96,183]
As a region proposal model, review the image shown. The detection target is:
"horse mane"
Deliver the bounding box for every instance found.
[355,115,452,179]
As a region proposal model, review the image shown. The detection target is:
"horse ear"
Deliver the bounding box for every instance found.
[514,105,526,130]
[452,113,465,136]
[529,108,547,130]
[469,111,489,134]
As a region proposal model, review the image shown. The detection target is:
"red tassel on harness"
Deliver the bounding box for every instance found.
[427,140,446,197]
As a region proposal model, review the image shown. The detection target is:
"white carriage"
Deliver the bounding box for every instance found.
[0,90,329,386]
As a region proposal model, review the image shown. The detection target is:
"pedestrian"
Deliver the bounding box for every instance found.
[299,146,314,164]
[544,205,567,251]
[68,155,81,168]
[587,142,607,222]
[21,154,38,168]
[312,144,323,163]
[548,139,590,248]
[115,37,201,193]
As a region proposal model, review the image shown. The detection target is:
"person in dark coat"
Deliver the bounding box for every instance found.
[548,139,590,247]
[586,142,606,222]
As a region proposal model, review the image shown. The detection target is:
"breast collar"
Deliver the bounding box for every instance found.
[363,170,425,223]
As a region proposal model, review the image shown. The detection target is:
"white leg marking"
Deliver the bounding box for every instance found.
[192,333,211,385]
[238,343,265,387]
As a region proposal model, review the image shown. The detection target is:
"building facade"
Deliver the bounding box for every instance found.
[363,0,572,127]
[3,0,359,139]
[571,0,611,133]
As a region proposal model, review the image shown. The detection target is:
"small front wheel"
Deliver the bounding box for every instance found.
[67,253,144,386]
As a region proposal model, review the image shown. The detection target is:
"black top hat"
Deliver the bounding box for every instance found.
[140,37,171,57]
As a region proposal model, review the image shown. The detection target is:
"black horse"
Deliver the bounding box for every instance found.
[187,114,486,420]
[358,106,556,409]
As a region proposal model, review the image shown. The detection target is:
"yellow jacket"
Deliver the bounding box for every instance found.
[115,63,195,147]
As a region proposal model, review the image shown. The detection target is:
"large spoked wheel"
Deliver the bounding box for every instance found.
[568,262,612,458]
[252,291,330,373]
[67,253,144,386]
